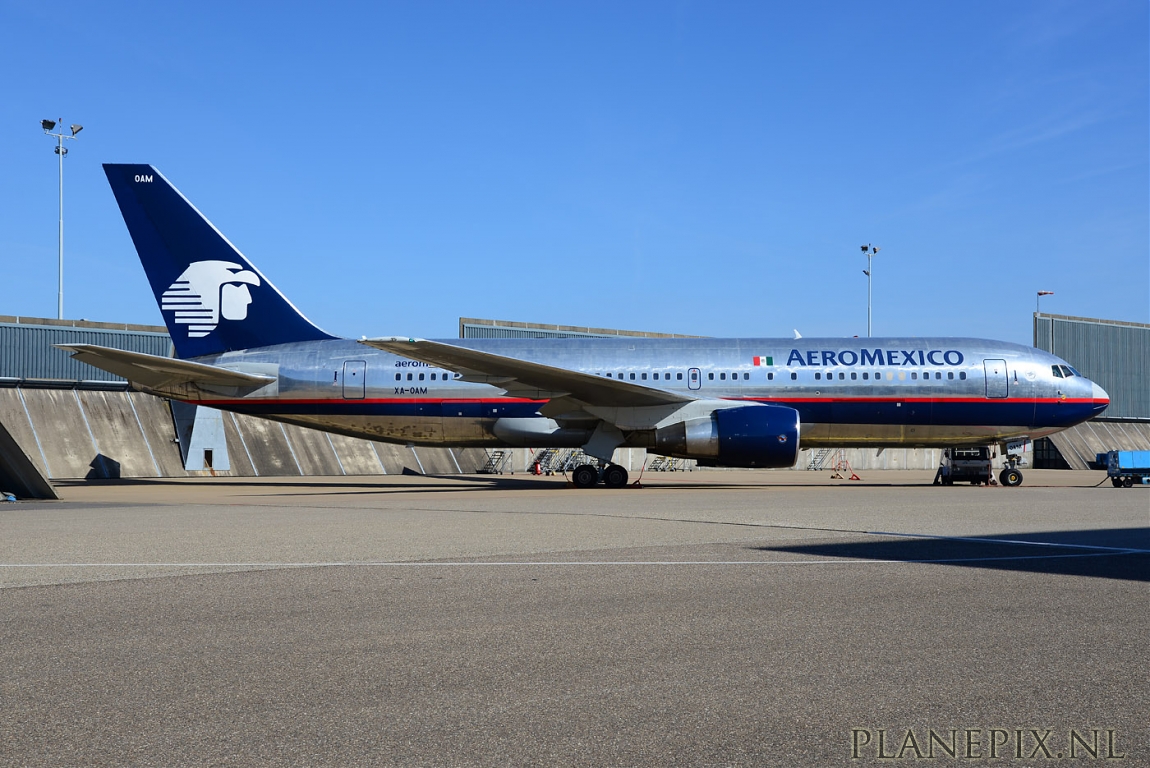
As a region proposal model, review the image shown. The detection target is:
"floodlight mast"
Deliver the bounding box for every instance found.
[860,244,880,337]
[41,118,82,319]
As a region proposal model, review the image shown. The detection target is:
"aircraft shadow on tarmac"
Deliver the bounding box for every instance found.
[757,528,1150,583]
[53,475,562,493]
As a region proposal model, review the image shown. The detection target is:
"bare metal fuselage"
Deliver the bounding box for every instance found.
[149,336,1107,452]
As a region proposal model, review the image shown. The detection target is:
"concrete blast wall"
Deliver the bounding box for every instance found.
[0,388,490,480]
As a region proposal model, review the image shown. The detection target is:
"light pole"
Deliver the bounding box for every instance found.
[1036,290,1054,350]
[41,119,83,320]
[860,244,880,337]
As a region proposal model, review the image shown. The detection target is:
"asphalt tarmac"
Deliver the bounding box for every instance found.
[1,470,1146,766]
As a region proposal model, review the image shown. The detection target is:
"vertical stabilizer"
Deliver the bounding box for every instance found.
[103,164,336,358]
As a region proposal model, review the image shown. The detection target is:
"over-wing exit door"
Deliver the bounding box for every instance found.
[343,360,366,399]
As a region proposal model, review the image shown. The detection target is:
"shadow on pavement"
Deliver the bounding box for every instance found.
[757,527,1150,583]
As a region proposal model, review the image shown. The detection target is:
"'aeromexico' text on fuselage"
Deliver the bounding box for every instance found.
[787,348,965,367]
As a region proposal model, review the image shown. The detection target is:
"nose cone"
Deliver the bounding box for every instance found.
[1091,381,1110,414]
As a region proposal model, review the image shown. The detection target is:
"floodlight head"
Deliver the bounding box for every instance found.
[41,119,56,131]
[860,245,868,252]
[1037,290,1054,297]
[70,124,83,136]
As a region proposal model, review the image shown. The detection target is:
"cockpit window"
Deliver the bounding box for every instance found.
[1059,365,1075,377]
[1067,366,1082,377]
[1051,365,1064,379]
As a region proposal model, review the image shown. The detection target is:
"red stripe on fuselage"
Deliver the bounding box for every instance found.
[187,397,549,406]
[187,395,1096,406]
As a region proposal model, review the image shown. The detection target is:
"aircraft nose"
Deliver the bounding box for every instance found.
[1091,381,1110,411]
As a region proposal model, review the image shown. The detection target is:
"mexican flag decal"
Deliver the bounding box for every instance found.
[752,356,773,366]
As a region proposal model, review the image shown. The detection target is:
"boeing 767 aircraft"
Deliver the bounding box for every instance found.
[58,164,1109,488]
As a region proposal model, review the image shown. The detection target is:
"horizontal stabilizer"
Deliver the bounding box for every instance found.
[359,337,693,408]
[55,344,275,393]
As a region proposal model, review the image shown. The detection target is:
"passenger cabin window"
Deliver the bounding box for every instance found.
[862,372,869,380]
[814,372,821,380]
[419,373,425,380]
[430,373,436,380]
[676,372,683,380]
[911,372,917,380]
[790,372,797,381]
[838,372,844,380]
[851,372,857,380]
[744,372,750,380]
[666,373,672,380]
[959,372,967,380]
[407,373,413,381]
[948,372,954,380]
[935,372,941,380]
[767,372,774,380]
[641,373,647,380]
[395,373,401,381]
[720,373,726,380]
[708,373,715,380]
[629,373,636,380]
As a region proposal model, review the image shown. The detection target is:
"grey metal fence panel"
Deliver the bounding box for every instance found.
[0,323,172,381]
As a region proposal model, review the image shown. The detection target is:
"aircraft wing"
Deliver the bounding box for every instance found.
[359,337,694,407]
[55,344,276,391]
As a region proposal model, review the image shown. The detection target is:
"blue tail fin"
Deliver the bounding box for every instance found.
[103,164,337,358]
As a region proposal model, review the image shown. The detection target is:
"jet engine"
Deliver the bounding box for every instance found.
[653,404,800,468]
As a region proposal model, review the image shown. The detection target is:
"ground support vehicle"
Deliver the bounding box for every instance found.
[1096,450,1150,488]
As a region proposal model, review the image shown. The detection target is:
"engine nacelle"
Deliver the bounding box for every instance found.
[654,404,800,468]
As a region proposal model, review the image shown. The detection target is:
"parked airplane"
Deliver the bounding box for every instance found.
[59,164,1110,488]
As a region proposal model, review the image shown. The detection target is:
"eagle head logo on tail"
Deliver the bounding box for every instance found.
[160,260,261,338]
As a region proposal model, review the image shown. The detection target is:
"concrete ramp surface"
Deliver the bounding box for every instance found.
[1050,420,1150,470]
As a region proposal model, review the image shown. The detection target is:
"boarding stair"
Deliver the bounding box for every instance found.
[477,449,511,475]
[530,448,560,474]
[806,448,833,471]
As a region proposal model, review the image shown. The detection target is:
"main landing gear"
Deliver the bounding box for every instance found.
[571,463,629,489]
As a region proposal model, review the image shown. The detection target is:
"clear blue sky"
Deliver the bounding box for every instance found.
[2,1,1147,345]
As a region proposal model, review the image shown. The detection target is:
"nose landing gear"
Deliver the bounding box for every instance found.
[999,466,1024,487]
[998,450,1025,485]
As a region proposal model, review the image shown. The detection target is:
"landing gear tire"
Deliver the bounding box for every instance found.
[1112,477,1124,488]
[999,468,1023,487]
[603,465,629,488]
[572,464,600,489]
[1123,476,1134,488]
